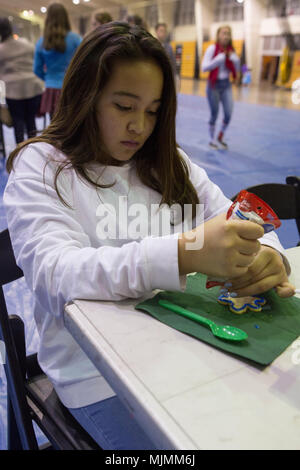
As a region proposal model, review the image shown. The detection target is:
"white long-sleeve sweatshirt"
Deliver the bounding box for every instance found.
[3,142,289,408]
[202,44,240,80]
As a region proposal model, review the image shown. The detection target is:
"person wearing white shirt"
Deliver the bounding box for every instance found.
[0,17,44,144]
[4,22,294,450]
[202,25,240,150]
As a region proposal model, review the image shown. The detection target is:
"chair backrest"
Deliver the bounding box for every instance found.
[286,176,300,237]
[231,183,300,220]
[0,121,6,159]
[0,229,101,449]
[0,229,23,285]
[231,181,300,245]
[0,229,39,449]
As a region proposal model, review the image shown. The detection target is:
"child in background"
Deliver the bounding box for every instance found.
[202,25,240,150]
[155,22,177,78]
[33,2,81,119]
[4,22,294,450]
[242,65,252,86]
[91,11,113,30]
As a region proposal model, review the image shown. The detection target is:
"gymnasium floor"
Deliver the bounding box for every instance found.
[176,80,300,249]
[0,80,299,449]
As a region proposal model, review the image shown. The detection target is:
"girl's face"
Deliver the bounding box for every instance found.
[91,18,100,29]
[96,59,163,163]
[218,27,231,47]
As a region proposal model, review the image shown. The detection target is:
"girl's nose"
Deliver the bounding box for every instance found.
[128,114,145,135]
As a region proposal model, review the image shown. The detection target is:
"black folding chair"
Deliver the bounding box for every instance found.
[0,229,101,450]
[231,178,300,246]
[286,176,300,242]
[0,121,6,159]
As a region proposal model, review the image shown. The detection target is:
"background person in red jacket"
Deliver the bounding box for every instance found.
[202,25,240,150]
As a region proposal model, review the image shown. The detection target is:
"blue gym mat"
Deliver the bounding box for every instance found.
[176,93,300,249]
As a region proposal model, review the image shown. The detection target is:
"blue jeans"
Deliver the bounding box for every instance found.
[206,79,233,126]
[68,395,157,450]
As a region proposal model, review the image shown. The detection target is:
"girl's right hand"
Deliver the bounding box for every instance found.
[178,212,264,279]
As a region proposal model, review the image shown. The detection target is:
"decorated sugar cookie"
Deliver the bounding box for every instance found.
[218,294,266,314]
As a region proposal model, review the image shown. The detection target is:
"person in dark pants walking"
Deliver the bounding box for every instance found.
[155,23,177,79]
[0,17,44,144]
[5,96,42,144]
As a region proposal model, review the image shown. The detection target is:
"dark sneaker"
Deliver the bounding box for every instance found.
[217,137,228,149]
[209,141,219,149]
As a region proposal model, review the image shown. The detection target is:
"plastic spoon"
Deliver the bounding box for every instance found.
[158,300,248,342]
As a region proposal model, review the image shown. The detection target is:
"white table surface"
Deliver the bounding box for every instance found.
[64,247,300,450]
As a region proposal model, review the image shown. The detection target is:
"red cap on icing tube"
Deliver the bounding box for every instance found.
[227,190,281,232]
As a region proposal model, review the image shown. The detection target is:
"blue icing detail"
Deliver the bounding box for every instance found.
[262,223,275,233]
[235,209,249,220]
[218,294,266,312]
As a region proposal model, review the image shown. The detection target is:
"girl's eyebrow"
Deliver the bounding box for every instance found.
[113,91,161,103]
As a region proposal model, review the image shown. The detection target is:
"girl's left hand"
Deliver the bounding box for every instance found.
[228,245,295,298]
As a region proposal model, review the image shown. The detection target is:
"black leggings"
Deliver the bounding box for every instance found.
[6,95,42,144]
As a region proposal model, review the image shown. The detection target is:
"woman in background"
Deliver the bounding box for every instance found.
[127,14,148,30]
[0,17,43,144]
[34,2,81,119]
[202,25,240,150]
[91,12,113,29]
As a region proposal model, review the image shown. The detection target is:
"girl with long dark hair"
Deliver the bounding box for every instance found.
[4,22,293,449]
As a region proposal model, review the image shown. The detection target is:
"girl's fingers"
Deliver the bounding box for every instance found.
[232,271,286,297]
[230,245,285,291]
[237,238,261,256]
[230,261,275,290]
[276,282,296,298]
[234,220,265,240]
[230,253,272,289]
[236,252,256,267]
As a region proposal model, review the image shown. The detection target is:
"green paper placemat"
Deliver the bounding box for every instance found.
[135,273,300,365]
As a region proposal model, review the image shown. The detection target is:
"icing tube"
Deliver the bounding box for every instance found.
[206,190,281,289]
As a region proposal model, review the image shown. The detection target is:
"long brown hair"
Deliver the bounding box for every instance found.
[216,25,234,50]
[7,22,199,212]
[43,2,71,52]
